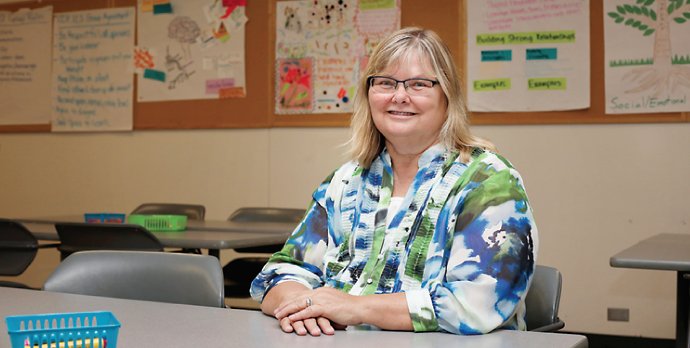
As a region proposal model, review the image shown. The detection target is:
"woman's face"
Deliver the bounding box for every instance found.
[369,55,447,152]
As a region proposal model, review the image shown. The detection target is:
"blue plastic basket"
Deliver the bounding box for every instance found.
[84,214,126,223]
[6,311,120,348]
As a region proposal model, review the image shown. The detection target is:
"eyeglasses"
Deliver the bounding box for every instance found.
[368,76,440,96]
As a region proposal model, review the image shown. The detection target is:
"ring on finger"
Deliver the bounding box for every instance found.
[306,298,313,307]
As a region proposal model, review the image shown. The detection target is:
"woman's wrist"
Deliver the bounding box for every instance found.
[358,292,414,331]
[261,281,310,316]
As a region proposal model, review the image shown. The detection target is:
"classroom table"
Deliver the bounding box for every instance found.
[15,215,297,258]
[610,233,690,348]
[0,287,588,348]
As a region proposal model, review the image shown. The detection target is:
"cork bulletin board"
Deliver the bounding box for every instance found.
[0,0,686,132]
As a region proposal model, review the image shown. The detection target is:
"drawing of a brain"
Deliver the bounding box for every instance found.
[168,16,201,44]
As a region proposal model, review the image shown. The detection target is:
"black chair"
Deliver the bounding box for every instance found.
[43,250,225,307]
[130,203,205,220]
[525,265,566,332]
[0,218,60,289]
[223,207,305,298]
[55,222,163,261]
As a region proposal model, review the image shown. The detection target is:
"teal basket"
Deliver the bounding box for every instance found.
[6,311,120,348]
[84,213,126,223]
[128,214,187,231]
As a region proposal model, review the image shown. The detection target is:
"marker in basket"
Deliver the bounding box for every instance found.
[24,337,107,348]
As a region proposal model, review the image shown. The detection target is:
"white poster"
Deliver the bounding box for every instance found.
[0,6,52,125]
[51,8,135,132]
[275,0,400,114]
[136,0,247,102]
[466,0,590,112]
[604,0,690,114]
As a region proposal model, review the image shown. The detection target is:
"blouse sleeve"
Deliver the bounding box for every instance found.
[405,155,538,334]
[250,183,333,302]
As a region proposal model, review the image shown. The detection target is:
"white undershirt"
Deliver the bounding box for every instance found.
[387,197,405,227]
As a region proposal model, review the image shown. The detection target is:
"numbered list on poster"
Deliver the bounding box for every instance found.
[51,7,135,131]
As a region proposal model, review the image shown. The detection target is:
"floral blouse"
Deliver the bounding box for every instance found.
[250,144,538,334]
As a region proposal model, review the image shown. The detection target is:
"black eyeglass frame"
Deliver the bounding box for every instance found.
[367,76,440,93]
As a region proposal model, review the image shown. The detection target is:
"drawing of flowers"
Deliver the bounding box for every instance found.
[277,59,313,112]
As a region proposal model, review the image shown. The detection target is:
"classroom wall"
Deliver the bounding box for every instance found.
[2,0,689,339]
[1,123,689,338]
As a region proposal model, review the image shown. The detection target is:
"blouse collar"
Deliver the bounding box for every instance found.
[380,143,449,169]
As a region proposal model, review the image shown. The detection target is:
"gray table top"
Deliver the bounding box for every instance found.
[0,288,588,348]
[16,215,296,250]
[16,215,298,234]
[610,233,690,271]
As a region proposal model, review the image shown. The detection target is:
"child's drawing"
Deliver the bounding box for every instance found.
[284,6,302,33]
[276,58,313,112]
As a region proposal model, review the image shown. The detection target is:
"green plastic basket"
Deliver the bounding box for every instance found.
[128,214,187,231]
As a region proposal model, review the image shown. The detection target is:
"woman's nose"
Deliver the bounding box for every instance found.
[392,82,409,102]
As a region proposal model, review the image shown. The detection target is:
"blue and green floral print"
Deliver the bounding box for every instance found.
[251,144,538,334]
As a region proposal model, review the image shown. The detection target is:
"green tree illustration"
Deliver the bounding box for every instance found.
[607,0,690,96]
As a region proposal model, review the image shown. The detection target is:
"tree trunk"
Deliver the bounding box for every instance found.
[654,0,673,67]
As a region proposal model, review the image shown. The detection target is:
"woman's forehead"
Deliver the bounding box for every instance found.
[381,53,435,77]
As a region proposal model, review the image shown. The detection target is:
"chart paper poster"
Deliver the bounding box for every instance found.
[604,0,690,114]
[466,0,590,112]
[51,8,135,132]
[136,0,247,102]
[275,0,400,114]
[0,6,53,125]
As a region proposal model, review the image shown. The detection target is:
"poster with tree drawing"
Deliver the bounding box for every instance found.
[604,0,690,114]
[275,0,400,114]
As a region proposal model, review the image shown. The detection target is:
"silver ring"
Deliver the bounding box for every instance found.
[306,298,313,307]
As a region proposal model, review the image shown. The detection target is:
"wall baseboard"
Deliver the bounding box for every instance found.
[561,332,674,348]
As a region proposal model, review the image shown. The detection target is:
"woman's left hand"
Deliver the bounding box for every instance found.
[274,287,364,327]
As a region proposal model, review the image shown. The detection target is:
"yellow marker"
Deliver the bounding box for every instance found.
[25,337,105,348]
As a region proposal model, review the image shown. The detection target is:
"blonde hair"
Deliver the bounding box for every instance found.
[346,27,496,168]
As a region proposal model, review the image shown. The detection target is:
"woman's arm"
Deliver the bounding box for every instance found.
[405,154,538,334]
[273,286,413,331]
[261,281,310,315]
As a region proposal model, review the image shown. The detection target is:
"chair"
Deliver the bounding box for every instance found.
[43,250,225,307]
[55,222,163,261]
[525,265,566,332]
[223,207,305,298]
[130,203,206,220]
[0,219,60,289]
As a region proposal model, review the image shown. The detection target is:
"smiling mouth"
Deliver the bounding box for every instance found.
[388,111,416,116]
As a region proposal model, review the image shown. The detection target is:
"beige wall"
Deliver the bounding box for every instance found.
[1,123,689,338]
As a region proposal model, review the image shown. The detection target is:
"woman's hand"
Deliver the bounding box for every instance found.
[263,281,412,334]
[274,287,364,328]
[261,282,347,336]
[278,316,347,336]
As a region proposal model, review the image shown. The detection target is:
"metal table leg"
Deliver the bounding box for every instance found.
[677,272,690,348]
[209,248,220,259]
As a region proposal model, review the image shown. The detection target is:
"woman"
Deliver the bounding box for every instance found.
[250,27,538,336]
